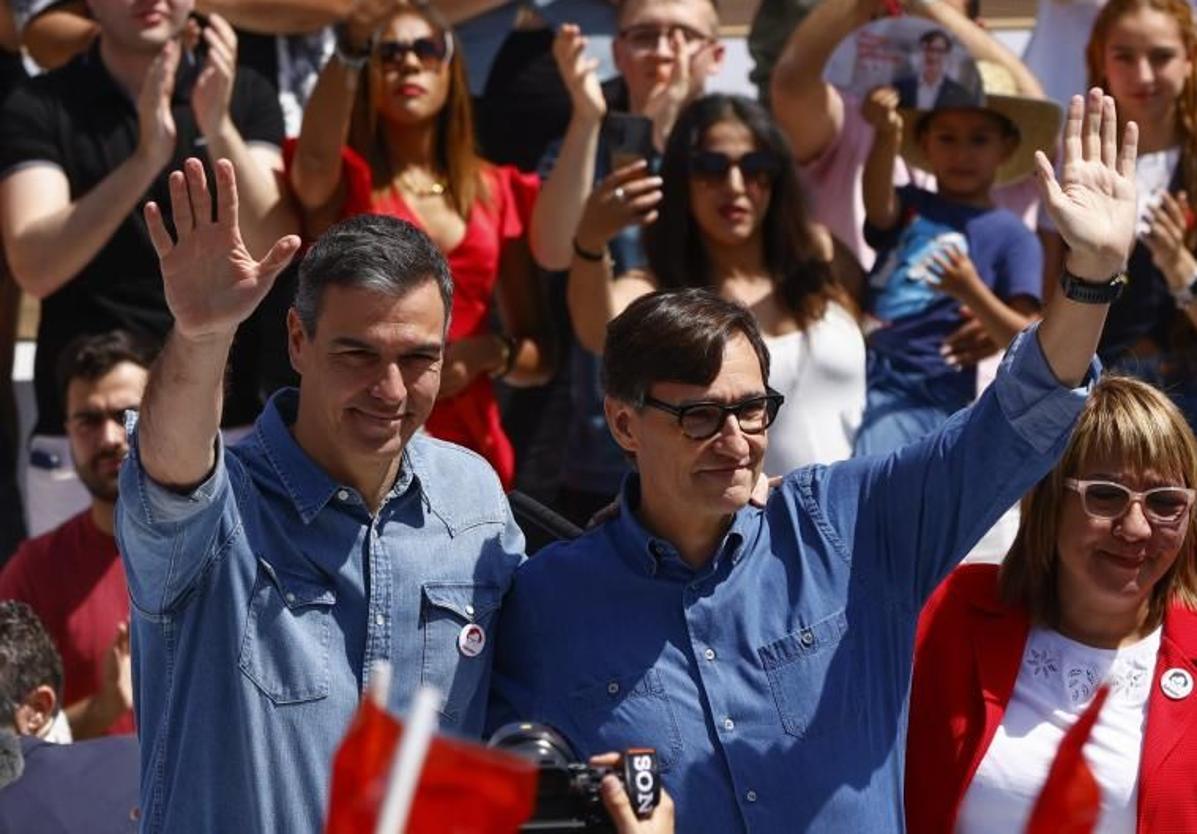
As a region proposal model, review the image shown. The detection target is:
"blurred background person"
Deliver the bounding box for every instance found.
[0,600,139,834]
[290,0,554,487]
[566,93,867,475]
[0,331,147,739]
[907,376,1197,832]
[1042,0,1197,429]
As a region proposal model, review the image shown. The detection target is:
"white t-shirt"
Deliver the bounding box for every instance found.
[956,625,1161,834]
[763,301,866,474]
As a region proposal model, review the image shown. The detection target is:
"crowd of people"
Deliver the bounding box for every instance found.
[0,0,1195,830]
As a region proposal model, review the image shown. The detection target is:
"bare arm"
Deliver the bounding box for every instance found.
[770,0,876,164]
[0,43,178,298]
[194,15,298,258]
[290,0,400,213]
[140,158,299,489]
[861,87,902,231]
[529,25,605,271]
[911,0,1044,99]
[1034,91,1139,386]
[932,246,1038,348]
[20,3,97,70]
[495,237,556,386]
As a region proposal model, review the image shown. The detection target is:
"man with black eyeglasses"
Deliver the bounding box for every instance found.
[0,330,153,741]
[490,89,1142,834]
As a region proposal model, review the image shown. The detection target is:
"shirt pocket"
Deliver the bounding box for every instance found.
[238,558,337,705]
[757,609,859,739]
[420,581,503,723]
[568,669,683,772]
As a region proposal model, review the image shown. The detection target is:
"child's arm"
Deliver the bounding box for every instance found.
[931,247,1038,354]
[861,87,903,232]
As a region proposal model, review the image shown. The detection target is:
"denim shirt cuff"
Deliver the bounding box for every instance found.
[124,413,230,527]
[993,323,1101,455]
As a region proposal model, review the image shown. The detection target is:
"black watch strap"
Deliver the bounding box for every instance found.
[1058,269,1128,304]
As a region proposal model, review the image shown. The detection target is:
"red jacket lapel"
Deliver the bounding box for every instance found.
[1139,603,1197,801]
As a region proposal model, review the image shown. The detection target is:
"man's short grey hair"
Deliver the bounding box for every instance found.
[293,214,454,335]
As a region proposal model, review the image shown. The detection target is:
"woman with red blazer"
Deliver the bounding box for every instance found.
[906,375,1197,833]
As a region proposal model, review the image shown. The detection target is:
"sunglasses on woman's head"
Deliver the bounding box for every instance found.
[689,150,782,186]
[376,35,453,69]
[1064,478,1196,524]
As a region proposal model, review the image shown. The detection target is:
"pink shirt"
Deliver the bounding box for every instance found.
[801,90,1042,271]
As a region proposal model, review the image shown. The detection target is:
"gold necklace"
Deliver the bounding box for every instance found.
[396,171,446,198]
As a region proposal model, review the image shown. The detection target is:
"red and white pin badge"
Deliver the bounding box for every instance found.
[458,623,486,658]
[1161,667,1193,700]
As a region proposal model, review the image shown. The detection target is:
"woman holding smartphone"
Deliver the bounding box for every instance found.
[289,0,554,487]
[568,93,867,473]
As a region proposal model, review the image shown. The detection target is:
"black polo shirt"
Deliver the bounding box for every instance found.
[0,41,284,434]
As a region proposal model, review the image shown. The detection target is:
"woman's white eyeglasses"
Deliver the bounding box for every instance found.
[1064,478,1196,524]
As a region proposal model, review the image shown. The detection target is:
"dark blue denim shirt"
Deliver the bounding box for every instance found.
[489,325,1097,833]
[116,389,524,834]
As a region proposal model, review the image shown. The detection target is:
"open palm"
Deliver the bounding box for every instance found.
[1036,89,1138,279]
[146,158,299,341]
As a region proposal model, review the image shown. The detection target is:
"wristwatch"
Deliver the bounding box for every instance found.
[1171,268,1197,307]
[333,23,373,71]
[1058,269,1128,304]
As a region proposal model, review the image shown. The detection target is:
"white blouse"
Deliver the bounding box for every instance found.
[762,301,866,475]
[956,626,1161,833]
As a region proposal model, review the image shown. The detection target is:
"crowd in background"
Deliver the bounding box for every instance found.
[0,0,1196,829]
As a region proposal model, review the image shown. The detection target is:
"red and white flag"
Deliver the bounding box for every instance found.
[1025,684,1110,834]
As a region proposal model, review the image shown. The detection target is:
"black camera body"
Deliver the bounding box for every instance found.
[488,722,661,833]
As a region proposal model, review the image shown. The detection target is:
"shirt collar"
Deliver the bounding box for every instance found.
[255,388,420,524]
[610,474,754,579]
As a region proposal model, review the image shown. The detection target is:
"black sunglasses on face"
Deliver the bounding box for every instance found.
[376,35,453,68]
[689,150,783,186]
[642,388,785,440]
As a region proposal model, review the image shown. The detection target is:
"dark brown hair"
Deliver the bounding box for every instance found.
[56,330,155,406]
[602,288,771,405]
[349,1,489,216]
[644,94,853,330]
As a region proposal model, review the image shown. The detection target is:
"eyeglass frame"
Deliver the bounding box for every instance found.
[375,32,455,69]
[1063,477,1197,524]
[616,23,715,54]
[641,388,785,440]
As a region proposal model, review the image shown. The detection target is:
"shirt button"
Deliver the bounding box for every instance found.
[704,648,716,661]
[336,489,350,502]
[723,717,735,731]
[375,614,385,627]
[285,592,296,605]
[799,630,814,647]
[746,790,758,803]
[607,681,620,695]
[465,604,475,617]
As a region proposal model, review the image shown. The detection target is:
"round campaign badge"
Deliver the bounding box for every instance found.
[458,623,486,658]
[1161,667,1193,700]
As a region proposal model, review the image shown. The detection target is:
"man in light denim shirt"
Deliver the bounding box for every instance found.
[490,91,1141,831]
[114,163,524,833]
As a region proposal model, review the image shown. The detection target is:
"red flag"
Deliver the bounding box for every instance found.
[325,698,539,834]
[1025,684,1110,834]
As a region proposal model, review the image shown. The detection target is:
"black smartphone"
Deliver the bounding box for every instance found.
[603,113,655,172]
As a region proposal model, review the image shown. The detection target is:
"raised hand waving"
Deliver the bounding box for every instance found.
[145,158,301,341]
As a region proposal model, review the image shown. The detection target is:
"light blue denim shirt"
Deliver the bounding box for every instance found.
[116,389,524,834]
[489,325,1097,833]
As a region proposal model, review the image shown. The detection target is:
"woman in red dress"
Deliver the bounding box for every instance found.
[289,0,554,487]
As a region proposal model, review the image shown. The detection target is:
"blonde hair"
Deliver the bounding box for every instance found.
[349,1,489,217]
[1087,0,1197,247]
[1000,376,1197,627]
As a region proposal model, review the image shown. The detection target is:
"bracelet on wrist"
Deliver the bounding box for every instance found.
[334,23,374,70]
[572,237,606,263]
[489,333,519,380]
[1169,267,1197,307]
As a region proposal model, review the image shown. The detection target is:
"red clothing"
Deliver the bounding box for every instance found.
[907,563,1197,833]
[0,510,133,735]
[332,145,539,487]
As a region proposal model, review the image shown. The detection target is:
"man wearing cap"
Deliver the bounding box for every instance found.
[490,90,1138,832]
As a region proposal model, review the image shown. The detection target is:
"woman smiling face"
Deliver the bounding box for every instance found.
[1100,6,1193,131]
[1055,455,1192,632]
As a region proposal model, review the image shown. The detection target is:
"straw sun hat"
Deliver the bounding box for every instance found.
[898,60,1063,187]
